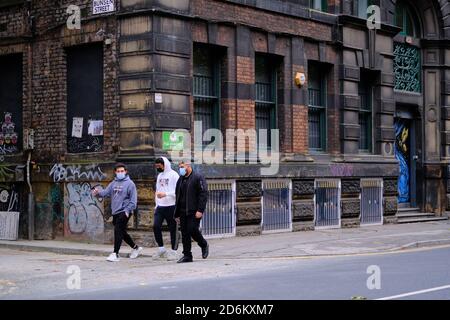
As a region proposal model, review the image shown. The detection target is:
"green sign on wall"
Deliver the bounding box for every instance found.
[162,131,184,151]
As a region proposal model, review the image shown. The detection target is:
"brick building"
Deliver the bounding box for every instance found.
[0,0,449,244]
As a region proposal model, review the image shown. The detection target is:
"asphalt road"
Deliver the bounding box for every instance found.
[46,246,450,300]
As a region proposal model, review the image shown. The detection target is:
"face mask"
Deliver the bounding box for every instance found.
[156,167,163,173]
[116,172,126,180]
[179,167,186,176]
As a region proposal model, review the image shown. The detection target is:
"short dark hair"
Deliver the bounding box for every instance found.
[155,158,165,165]
[114,162,127,171]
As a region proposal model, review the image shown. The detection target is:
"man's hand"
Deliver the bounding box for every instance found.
[175,217,180,224]
[195,211,203,219]
[156,192,166,199]
[125,211,130,218]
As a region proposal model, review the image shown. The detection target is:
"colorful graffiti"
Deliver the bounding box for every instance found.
[395,119,410,203]
[0,183,19,212]
[65,182,105,241]
[50,163,107,182]
[0,112,19,155]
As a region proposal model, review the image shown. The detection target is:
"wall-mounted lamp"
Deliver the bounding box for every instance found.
[294,72,306,88]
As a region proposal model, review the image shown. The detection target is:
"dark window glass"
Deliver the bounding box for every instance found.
[66,44,104,153]
[358,76,372,152]
[308,63,326,151]
[310,0,328,12]
[0,54,23,154]
[255,55,277,149]
[193,45,220,146]
[395,2,420,38]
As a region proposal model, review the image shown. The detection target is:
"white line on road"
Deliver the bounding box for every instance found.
[376,284,450,300]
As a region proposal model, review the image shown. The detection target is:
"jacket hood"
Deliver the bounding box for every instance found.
[161,156,174,173]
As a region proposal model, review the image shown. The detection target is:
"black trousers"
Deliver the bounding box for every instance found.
[153,205,177,250]
[112,212,136,254]
[180,213,208,258]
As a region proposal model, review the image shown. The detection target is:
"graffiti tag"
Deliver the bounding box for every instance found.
[50,163,107,182]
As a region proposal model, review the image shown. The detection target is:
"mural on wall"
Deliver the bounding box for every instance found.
[395,119,410,203]
[64,182,105,242]
[0,112,19,155]
[0,183,19,212]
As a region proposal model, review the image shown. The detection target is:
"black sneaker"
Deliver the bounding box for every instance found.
[177,256,193,263]
[202,243,209,259]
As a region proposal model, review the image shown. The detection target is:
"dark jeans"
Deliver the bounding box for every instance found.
[153,205,177,250]
[180,213,208,258]
[112,211,137,254]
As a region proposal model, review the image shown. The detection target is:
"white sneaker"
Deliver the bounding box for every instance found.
[166,250,178,261]
[130,246,143,259]
[152,249,167,260]
[107,253,120,262]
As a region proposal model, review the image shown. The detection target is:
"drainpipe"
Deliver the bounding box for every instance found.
[26,0,35,240]
[26,150,34,240]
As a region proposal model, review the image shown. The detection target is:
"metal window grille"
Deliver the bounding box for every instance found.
[360,179,383,226]
[193,47,219,146]
[200,181,235,239]
[261,180,292,233]
[255,55,276,149]
[314,179,341,229]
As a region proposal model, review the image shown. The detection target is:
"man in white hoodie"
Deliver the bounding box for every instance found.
[153,157,180,260]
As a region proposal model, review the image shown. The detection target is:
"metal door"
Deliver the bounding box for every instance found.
[314,179,341,229]
[261,180,292,233]
[360,179,383,225]
[201,181,235,238]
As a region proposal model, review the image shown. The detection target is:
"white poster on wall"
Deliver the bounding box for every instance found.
[93,0,115,15]
[72,117,83,138]
[88,120,104,136]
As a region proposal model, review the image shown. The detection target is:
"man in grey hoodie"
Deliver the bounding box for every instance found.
[92,163,142,262]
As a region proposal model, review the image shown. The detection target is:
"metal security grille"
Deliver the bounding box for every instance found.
[261,180,292,233]
[360,179,383,225]
[200,181,235,239]
[314,179,341,229]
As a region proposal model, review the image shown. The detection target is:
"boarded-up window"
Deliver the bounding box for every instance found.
[0,54,23,154]
[66,44,104,153]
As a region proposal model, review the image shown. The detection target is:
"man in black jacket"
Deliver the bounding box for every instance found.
[174,160,209,263]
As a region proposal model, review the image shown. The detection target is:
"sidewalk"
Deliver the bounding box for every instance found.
[1,220,450,259]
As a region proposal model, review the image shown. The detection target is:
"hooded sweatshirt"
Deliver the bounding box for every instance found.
[97,175,137,215]
[156,157,179,207]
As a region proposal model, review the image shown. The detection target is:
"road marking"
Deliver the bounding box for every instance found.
[376,284,450,300]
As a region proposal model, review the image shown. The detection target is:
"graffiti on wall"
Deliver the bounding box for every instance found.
[0,112,19,155]
[50,163,107,182]
[395,119,410,203]
[64,182,105,241]
[330,164,354,177]
[0,166,15,182]
[0,183,19,212]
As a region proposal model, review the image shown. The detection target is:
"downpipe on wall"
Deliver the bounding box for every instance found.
[27,150,34,240]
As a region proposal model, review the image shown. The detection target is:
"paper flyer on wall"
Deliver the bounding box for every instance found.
[71,117,83,138]
[88,120,104,136]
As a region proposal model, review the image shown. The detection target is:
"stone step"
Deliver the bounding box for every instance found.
[397,207,421,213]
[397,216,448,224]
[397,212,436,219]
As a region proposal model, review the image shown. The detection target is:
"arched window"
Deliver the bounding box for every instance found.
[395,1,421,38]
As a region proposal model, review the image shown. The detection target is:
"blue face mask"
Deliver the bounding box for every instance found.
[179,167,186,176]
[116,172,126,180]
